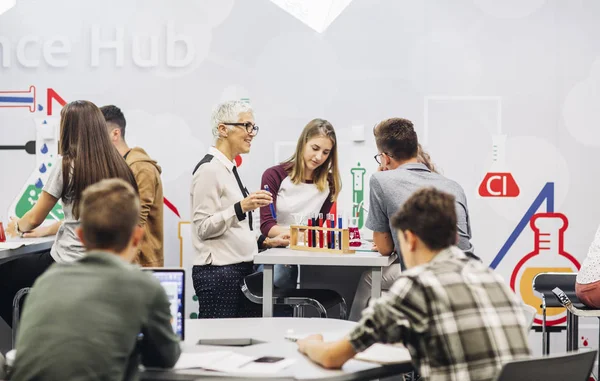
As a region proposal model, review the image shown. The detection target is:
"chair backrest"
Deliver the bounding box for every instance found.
[240,272,264,304]
[0,351,5,380]
[493,350,596,381]
[532,272,578,307]
[12,287,30,348]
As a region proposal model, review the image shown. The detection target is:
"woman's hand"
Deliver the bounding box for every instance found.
[241,190,273,212]
[266,232,290,248]
[6,216,20,238]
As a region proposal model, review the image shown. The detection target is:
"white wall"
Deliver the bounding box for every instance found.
[1,0,599,356]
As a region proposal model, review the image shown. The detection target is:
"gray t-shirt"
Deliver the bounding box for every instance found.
[43,157,85,263]
[366,163,474,263]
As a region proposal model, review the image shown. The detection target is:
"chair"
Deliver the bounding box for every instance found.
[532,272,579,354]
[553,287,600,378]
[12,287,30,348]
[240,272,347,319]
[0,351,5,380]
[492,350,597,381]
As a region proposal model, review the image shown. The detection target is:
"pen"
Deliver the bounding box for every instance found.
[263,185,277,219]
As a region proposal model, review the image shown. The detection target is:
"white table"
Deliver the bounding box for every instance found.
[0,237,54,265]
[141,318,412,380]
[254,249,397,317]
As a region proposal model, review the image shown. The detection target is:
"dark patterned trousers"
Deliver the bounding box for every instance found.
[192,262,261,319]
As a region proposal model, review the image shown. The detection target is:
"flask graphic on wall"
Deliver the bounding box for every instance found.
[7,118,64,222]
[478,134,520,198]
[510,213,580,326]
[351,162,367,229]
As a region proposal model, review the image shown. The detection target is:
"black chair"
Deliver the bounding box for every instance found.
[12,287,30,348]
[492,350,597,381]
[0,351,5,380]
[553,287,600,378]
[240,272,347,319]
[532,272,581,354]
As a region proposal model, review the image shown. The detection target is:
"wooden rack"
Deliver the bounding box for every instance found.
[289,225,355,254]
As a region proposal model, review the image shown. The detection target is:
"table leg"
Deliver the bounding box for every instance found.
[572,314,579,351]
[371,267,383,302]
[262,264,274,317]
[566,311,571,351]
[567,310,577,352]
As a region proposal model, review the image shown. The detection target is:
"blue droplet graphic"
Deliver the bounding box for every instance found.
[35,178,43,188]
[38,104,43,112]
[39,163,47,173]
[42,120,47,124]
[41,143,48,154]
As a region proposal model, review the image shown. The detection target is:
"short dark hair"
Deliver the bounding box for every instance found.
[391,187,457,251]
[373,118,418,161]
[80,178,140,252]
[100,105,126,138]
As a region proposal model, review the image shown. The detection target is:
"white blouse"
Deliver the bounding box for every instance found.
[576,224,600,284]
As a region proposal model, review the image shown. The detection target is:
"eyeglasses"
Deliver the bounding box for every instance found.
[374,152,390,165]
[223,122,259,136]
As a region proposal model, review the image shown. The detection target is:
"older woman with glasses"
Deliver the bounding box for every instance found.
[190,100,289,319]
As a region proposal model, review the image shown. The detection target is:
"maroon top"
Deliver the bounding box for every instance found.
[260,163,333,236]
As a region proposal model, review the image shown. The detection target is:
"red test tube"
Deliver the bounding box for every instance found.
[318,213,323,248]
[307,216,313,247]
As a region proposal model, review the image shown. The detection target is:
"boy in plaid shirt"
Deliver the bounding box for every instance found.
[298,187,531,381]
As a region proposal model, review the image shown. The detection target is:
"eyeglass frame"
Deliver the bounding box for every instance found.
[374,152,393,165]
[222,122,260,136]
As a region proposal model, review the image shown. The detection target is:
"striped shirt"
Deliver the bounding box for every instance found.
[349,246,531,381]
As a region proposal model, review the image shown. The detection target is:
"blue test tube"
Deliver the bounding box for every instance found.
[263,185,277,219]
[338,215,343,250]
[329,214,335,249]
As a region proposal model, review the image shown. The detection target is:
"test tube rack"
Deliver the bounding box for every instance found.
[289,225,355,254]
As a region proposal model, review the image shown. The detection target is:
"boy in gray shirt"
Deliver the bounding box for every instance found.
[349,118,476,321]
[12,179,180,381]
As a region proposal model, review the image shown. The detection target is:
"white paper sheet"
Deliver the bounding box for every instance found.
[174,351,295,375]
[174,351,232,370]
[354,343,411,364]
[284,330,349,342]
[0,242,25,250]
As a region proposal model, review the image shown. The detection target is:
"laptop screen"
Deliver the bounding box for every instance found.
[146,269,185,340]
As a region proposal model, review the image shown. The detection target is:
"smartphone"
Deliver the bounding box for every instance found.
[254,356,285,363]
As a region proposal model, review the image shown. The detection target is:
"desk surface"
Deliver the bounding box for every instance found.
[254,248,397,267]
[142,318,412,381]
[0,237,54,264]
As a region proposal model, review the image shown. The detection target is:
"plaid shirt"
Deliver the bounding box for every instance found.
[349,246,531,381]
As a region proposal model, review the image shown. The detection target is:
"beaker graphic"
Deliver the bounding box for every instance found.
[510,213,580,326]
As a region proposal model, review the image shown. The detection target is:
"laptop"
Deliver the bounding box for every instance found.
[143,268,185,340]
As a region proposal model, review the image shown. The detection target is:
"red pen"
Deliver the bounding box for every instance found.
[318,213,324,249]
[307,216,313,247]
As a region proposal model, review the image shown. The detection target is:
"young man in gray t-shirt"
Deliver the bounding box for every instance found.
[349,118,476,321]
